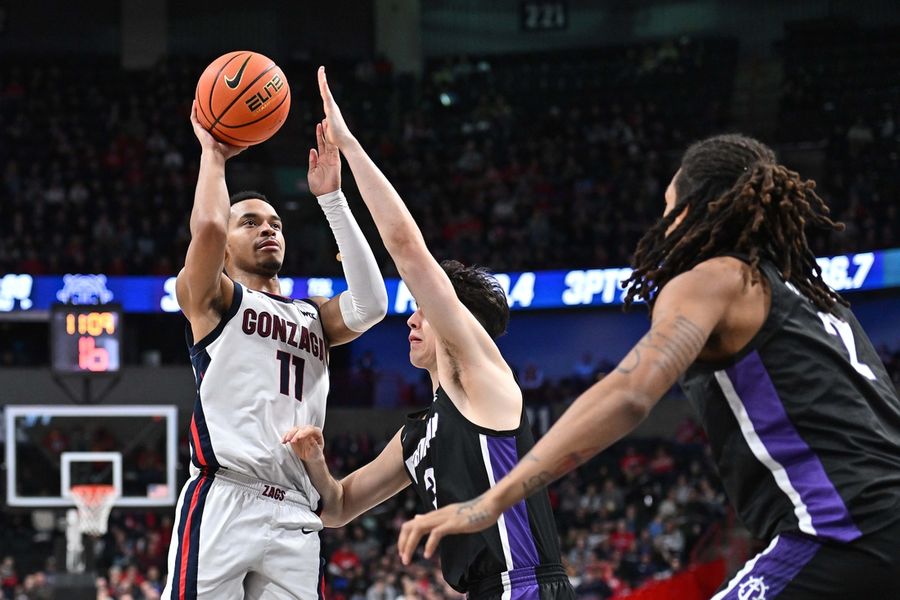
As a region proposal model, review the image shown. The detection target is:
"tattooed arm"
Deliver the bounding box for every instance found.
[397,258,743,563]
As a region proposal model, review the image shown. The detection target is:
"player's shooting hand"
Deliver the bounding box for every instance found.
[397,493,501,565]
[307,121,341,196]
[317,66,357,149]
[281,425,325,463]
[189,100,246,161]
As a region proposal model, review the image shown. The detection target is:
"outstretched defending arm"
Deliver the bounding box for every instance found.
[306,119,388,346]
[176,102,245,338]
[282,426,410,527]
[396,259,744,563]
[315,67,511,398]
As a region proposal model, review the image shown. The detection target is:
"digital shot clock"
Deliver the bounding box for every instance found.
[50,304,122,374]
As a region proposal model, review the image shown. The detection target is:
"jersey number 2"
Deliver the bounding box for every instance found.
[423,467,438,509]
[817,312,877,381]
[276,350,305,401]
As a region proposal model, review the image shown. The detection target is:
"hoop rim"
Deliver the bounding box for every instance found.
[70,484,119,505]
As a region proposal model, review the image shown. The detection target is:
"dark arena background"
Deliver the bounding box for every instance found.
[3,1,900,599]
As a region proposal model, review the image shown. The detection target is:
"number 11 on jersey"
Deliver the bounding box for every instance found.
[276,350,305,401]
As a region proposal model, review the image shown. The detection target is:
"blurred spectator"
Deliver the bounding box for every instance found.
[1,557,18,598]
[571,353,597,386]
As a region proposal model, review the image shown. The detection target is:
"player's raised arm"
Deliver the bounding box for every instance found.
[397,259,742,563]
[315,67,500,368]
[305,115,388,346]
[176,101,246,326]
[282,426,410,527]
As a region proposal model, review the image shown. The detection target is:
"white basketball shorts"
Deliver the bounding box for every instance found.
[162,469,324,600]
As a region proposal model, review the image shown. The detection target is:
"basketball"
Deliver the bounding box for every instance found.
[194,50,291,146]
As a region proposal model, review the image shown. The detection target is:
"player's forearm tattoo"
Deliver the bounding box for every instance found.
[522,471,554,497]
[519,449,599,497]
[456,496,492,525]
[615,315,706,379]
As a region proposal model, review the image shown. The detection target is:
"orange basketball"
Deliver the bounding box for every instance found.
[195,51,291,147]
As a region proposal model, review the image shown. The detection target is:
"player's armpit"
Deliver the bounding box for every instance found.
[176,270,233,342]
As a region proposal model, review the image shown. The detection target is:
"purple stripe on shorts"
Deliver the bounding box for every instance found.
[719,534,820,599]
[509,583,540,600]
[726,351,862,542]
[486,436,541,574]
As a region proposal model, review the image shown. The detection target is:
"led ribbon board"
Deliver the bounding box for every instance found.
[2,249,898,315]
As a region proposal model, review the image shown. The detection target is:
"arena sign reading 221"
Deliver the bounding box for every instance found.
[0,249,897,315]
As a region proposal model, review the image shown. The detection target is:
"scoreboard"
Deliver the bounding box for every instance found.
[50,304,121,374]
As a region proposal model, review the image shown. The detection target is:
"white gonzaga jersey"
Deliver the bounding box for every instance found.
[186,281,329,507]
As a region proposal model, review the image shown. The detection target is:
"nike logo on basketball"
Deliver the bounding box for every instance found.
[224,56,251,89]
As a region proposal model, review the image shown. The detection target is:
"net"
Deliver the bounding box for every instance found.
[70,484,118,536]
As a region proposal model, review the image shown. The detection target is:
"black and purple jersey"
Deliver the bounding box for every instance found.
[681,259,900,544]
[401,387,572,598]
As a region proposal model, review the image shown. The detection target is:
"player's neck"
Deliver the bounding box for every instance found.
[231,270,281,295]
[428,369,440,393]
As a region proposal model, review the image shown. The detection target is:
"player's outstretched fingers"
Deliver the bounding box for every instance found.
[400,513,439,565]
[423,525,447,559]
[398,516,420,565]
[318,66,331,102]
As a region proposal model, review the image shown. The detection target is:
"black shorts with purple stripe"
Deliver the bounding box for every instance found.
[466,564,575,600]
[711,517,900,599]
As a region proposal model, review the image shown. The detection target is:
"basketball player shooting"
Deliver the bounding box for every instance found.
[161,101,388,599]
[282,67,576,600]
[398,135,900,597]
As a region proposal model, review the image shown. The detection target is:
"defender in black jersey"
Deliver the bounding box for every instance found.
[402,388,569,595]
[399,134,900,599]
[282,68,574,600]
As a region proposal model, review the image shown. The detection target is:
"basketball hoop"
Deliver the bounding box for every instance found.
[70,484,118,536]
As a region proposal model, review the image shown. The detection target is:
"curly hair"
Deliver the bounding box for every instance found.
[623,134,846,313]
[441,260,509,339]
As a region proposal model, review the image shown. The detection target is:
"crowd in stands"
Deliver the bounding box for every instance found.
[2,31,898,280]
[778,22,900,255]
[1,38,734,277]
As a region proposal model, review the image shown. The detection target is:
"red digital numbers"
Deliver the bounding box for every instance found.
[77,336,111,372]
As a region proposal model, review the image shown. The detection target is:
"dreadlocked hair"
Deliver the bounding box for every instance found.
[623,133,847,313]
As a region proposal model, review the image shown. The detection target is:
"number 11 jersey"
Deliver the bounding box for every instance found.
[186,281,329,507]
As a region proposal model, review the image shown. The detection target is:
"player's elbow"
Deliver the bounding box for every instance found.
[319,510,348,528]
[373,286,389,320]
[618,389,655,424]
[386,230,428,265]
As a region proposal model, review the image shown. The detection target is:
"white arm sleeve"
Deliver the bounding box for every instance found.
[317,189,388,332]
